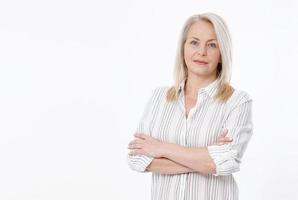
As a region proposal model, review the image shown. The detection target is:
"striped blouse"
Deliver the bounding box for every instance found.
[127,78,253,200]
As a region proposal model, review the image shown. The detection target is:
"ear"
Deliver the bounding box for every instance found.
[219,56,222,63]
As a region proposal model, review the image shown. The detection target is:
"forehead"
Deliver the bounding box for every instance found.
[186,20,217,40]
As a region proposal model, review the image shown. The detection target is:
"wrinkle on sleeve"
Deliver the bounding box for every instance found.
[127,88,159,172]
[207,92,253,176]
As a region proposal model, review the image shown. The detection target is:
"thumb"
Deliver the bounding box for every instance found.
[220,129,228,137]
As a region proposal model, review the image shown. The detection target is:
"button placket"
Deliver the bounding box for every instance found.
[186,90,208,145]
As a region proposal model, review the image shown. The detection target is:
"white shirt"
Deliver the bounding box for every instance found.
[127,78,253,200]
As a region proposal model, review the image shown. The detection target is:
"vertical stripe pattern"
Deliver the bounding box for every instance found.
[127,78,253,200]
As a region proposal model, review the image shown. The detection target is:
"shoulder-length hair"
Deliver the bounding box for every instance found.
[166,12,234,102]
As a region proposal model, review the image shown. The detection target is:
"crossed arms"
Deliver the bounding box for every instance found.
[127,92,253,176]
[127,130,232,175]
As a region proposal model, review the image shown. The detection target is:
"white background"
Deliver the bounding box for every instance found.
[0,0,297,199]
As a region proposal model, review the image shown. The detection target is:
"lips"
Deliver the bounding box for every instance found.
[193,60,208,65]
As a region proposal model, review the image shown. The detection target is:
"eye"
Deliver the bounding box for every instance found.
[190,40,199,45]
[207,43,217,48]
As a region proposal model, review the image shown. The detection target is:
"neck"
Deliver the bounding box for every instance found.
[184,74,216,98]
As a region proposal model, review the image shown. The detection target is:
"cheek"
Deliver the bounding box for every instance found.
[210,52,221,62]
[184,47,194,61]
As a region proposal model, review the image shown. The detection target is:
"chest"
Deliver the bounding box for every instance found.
[151,97,228,147]
[184,96,197,118]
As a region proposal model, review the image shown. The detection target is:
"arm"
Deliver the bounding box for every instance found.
[130,131,233,175]
[161,144,216,174]
[131,92,253,176]
[162,93,253,176]
[127,88,158,172]
[145,158,195,175]
[207,94,253,176]
[130,131,231,174]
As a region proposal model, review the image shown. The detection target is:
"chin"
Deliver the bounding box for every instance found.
[188,68,216,78]
[189,68,210,75]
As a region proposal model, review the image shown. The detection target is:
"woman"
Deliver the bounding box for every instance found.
[127,12,253,200]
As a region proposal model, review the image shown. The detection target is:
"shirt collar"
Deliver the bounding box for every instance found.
[178,78,220,99]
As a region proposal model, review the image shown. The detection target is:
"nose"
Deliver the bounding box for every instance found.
[197,44,207,56]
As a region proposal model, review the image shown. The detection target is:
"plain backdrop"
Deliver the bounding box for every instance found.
[0,0,297,199]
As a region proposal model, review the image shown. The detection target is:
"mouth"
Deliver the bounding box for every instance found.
[193,60,208,65]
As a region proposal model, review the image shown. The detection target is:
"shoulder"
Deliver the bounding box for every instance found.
[231,89,252,103]
[151,86,171,97]
[225,88,252,109]
[147,86,171,105]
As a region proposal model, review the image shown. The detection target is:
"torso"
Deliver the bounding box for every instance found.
[184,94,197,118]
[135,86,251,200]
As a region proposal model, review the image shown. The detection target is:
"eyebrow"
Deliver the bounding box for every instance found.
[190,37,217,42]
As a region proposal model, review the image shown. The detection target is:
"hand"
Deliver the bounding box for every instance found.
[214,129,233,145]
[128,133,165,158]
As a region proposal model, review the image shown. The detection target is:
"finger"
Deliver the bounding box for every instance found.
[129,149,144,156]
[219,138,233,145]
[222,136,233,142]
[128,140,137,147]
[219,137,233,142]
[128,140,136,146]
[217,136,228,143]
[129,138,143,146]
[220,129,228,137]
[216,138,224,144]
[128,143,142,149]
[134,132,150,140]
[215,141,224,145]
[129,149,135,155]
[217,136,226,141]
[216,136,233,145]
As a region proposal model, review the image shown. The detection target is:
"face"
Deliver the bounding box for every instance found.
[183,20,221,80]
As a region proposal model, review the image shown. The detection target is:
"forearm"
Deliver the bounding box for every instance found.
[162,143,216,175]
[145,158,195,175]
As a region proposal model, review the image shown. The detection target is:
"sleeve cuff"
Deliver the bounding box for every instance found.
[207,145,240,176]
[127,154,154,173]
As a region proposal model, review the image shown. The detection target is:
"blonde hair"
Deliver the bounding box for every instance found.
[166,12,234,102]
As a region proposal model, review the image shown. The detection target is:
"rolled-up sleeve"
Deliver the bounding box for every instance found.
[207,92,253,176]
[127,88,158,172]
